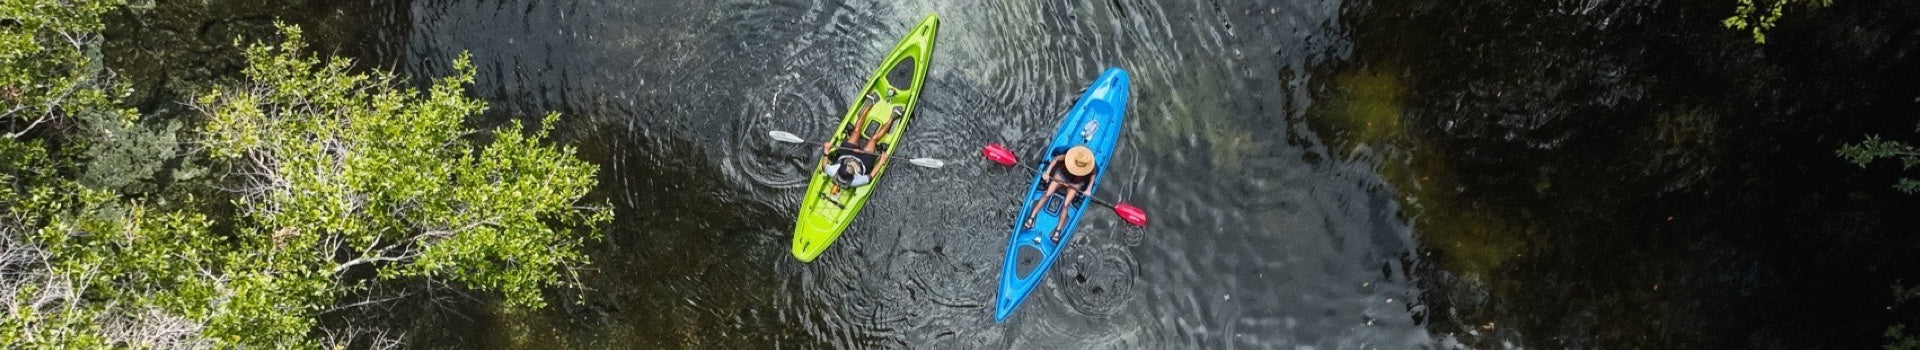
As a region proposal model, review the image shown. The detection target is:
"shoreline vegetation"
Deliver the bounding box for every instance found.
[3,1,605,347]
[4,0,1918,348]
[1727,0,1920,346]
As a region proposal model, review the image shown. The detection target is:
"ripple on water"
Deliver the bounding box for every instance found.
[1051,239,1139,317]
[388,0,1444,347]
[715,0,893,205]
[890,238,994,311]
[724,73,840,193]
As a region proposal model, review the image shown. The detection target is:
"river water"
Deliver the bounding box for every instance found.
[332,0,1920,348]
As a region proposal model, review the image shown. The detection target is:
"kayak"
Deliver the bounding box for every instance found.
[792,14,939,263]
[994,67,1131,322]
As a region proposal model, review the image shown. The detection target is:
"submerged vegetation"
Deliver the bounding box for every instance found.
[3,1,604,347]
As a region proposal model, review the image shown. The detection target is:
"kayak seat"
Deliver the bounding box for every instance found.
[887,55,917,91]
[1044,193,1065,215]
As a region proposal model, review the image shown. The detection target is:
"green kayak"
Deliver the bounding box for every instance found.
[792,14,939,262]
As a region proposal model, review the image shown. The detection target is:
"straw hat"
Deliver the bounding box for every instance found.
[1063,146,1096,176]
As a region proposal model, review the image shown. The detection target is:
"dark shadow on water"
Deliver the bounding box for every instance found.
[277,0,1920,347]
[1321,0,1920,347]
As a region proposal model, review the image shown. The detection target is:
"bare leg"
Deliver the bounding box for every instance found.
[847,94,877,144]
[1051,184,1082,241]
[866,120,895,170]
[1024,181,1063,229]
[1021,162,1061,228]
[864,120,893,152]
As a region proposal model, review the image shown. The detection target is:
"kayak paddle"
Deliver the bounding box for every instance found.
[981,143,1149,227]
[768,130,947,168]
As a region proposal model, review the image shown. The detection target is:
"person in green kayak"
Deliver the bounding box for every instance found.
[821,89,900,194]
[1022,145,1097,240]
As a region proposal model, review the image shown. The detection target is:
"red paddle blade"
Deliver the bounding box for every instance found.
[1113,203,1147,227]
[982,143,1018,166]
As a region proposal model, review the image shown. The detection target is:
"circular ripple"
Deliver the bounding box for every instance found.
[1119,226,1146,247]
[726,72,842,185]
[1048,240,1138,317]
[892,241,995,310]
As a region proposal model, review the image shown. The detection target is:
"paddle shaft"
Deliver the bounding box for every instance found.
[769,130,942,167]
[805,137,934,161]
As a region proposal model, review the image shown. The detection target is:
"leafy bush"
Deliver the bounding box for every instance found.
[1723,0,1834,44]
[196,23,610,310]
[4,3,607,346]
[1839,134,1920,193]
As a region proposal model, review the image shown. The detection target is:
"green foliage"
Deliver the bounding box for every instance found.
[1,1,213,346]
[1839,135,1920,194]
[5,6,606,347]
[1891,282,1920,350]
[3,0,179,195]
[1722,0,1834,44]
[1898,283,1920,304]
[3,137,225,348]
[76,119,182,192]
[2,0,137,138]
[196,23,609,309]
[1888,325,1919,350]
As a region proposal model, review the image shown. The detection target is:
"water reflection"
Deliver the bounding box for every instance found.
[382,0,1440,347]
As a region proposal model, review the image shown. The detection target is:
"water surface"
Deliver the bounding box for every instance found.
[345,0,1920,348]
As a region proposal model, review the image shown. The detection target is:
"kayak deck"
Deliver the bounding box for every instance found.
[995,67,1131,322]
[791,14,939,263]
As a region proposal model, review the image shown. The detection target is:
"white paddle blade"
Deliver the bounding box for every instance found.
[768,130,805,144]
[908,158,946,168]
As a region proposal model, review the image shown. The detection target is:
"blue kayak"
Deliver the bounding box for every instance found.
[994,67,1131,322]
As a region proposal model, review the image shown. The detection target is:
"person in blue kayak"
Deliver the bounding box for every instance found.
[822,89,900,193]
[1022,145,1096,240]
